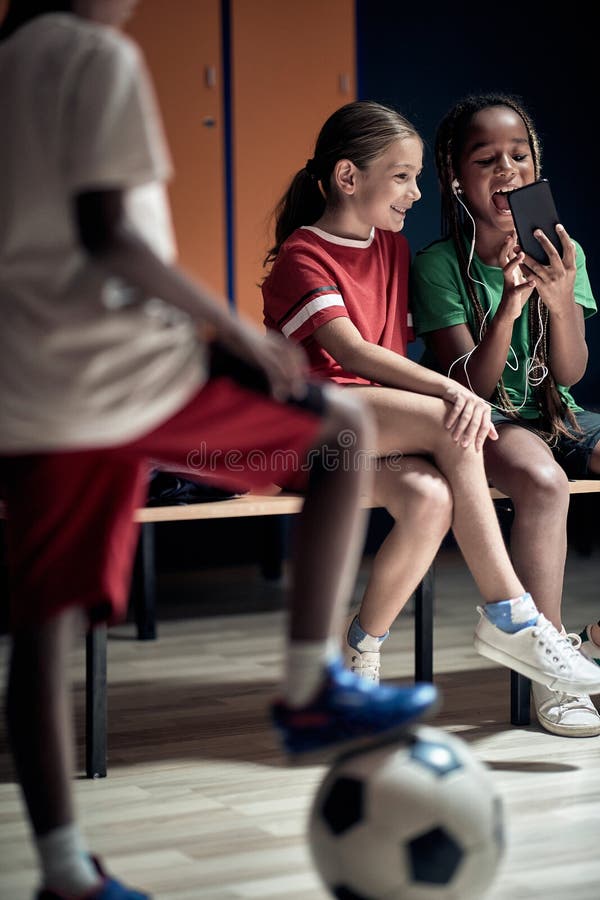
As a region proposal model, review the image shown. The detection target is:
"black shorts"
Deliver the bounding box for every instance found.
[491,409,600,479]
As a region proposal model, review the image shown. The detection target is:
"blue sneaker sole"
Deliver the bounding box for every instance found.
[274,686,441,764]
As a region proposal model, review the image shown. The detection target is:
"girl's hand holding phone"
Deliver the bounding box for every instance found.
[517,224,577,314]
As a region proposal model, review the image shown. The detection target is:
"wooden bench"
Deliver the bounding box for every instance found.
[49,480,600,776]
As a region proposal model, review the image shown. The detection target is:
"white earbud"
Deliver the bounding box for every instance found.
[451,178,463,195]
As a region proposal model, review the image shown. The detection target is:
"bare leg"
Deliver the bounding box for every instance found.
[277,388,440,742]
[288,386,375,641]
[351,386,524,603]
[358,457,453,636]
[484,426,569,630]
[5,607,82,836]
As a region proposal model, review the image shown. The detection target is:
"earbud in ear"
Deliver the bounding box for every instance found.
[451,178,463,195]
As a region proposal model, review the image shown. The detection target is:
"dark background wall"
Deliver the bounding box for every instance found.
[357,1,599,407]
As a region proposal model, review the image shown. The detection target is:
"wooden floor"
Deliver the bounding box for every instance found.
[1,546,600,899]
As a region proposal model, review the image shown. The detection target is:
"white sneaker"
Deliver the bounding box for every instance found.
[532,682,600,737]
[578,624,600,666]
[343,615,381,684]
[473,609,600,694]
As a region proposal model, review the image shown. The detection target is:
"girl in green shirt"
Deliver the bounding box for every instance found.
[412,93,600,737]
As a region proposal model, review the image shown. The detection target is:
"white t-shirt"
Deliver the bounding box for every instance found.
[0,14,206,452]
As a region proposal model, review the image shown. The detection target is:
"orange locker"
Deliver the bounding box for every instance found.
[128,0,227,295]
[230,0,356,323]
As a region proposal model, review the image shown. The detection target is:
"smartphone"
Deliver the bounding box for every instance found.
[507,179,563,265]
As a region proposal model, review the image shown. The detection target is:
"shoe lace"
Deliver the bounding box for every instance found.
[551,690,594,709]
[531,617,580,669]
[565,632,582,651]
[350,649,380,679]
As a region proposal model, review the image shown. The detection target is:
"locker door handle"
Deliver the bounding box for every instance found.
[205,65,217,88]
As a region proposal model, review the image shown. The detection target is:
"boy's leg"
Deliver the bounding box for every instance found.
[286,386,372,642]
[279,387,373,707]
[2,453,150,898]
[6,609,80,835]
[269,387,440,754]
[6,612,131,897]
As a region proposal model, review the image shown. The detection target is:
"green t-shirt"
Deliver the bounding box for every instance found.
[411,235,596,418]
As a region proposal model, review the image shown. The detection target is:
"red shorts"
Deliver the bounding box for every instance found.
[1,374,325,630]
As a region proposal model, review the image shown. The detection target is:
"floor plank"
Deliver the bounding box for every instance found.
[1,546,599,899]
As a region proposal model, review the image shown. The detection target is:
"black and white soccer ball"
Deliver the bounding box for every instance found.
[308,725,504,900]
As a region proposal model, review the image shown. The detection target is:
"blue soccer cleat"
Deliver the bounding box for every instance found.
[37,858,151,899]
[271,656,439,758]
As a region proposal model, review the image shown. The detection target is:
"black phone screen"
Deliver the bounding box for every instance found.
[507,180,563,265]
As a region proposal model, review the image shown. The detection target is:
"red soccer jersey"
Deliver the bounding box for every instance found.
[262,225,414,384]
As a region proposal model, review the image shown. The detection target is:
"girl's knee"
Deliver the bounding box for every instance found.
[502,461,570,523]
[514,459,569,502]
[420,472,453,529]
[386,461,453,528]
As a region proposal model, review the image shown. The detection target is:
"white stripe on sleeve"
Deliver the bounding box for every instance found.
[282,293,345,337]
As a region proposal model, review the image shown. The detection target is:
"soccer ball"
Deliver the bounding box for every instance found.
[308,725,504,900]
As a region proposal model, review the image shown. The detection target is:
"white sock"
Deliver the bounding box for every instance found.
[36,823,102,897]
[284,638,339,708]
[347,615,389,651]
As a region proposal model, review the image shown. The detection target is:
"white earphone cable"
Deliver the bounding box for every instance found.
[448,189,547,412]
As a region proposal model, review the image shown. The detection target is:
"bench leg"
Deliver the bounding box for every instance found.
[259,516,285,580]
[414,565,434,682]
[510,671,531,725]
[495,502,532,725]
[85,625,107,778]
[132,522,157,640]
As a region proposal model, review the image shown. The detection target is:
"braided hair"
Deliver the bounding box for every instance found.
[264,100,419,267]
[435,93,579,445]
